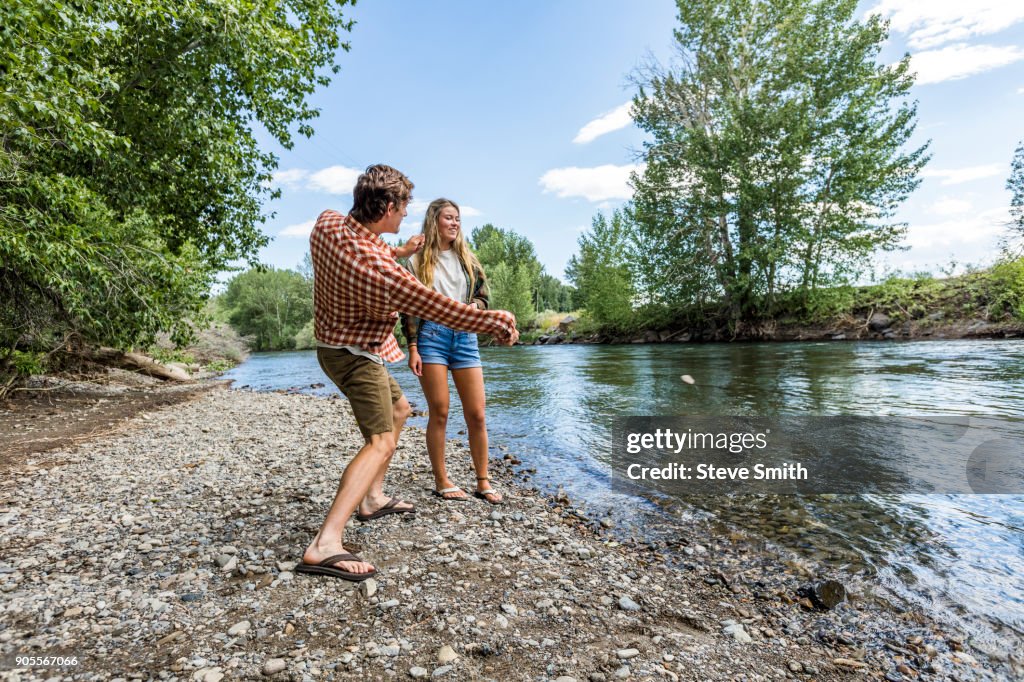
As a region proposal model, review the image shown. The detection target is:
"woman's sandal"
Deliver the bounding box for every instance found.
[432,486,470,501]
[473,476,504,505]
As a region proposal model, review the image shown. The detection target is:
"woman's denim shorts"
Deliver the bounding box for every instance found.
[416,319,482,369]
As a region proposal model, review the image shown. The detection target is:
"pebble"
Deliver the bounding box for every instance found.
[360,577,378,598]
[432,665,453,677]
[262,658,286,676]
[618,596,641,611]
[723,623,752,644]
[227,620,251,637]
[437,645,458,663]
[409,668,428,679]
[617,648,640,659]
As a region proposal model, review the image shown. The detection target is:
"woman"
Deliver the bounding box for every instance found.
[401,198,503,504]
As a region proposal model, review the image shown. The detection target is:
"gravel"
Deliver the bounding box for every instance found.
[0,385,1016,680]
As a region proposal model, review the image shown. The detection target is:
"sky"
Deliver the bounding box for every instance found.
[252,0,1024,283]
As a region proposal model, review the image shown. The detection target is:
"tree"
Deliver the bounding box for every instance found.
[471,224,542,326]
[0,0,354,387]
[220,268,313,351]
[535,273,575,312]
[566,210,636,329]
[630,0,929,327]
[1008,141,1024,254]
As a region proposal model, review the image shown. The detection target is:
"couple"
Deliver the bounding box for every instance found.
[298,164,518,582]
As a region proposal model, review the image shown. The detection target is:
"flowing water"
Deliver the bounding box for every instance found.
[222,340,1024,652]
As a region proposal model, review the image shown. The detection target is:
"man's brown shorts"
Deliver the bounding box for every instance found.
[316,347,404,440]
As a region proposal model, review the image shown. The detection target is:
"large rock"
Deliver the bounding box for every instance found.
[558,315,577,332]
[868,313,891,332]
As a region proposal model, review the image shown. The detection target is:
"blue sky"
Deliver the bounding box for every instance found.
[253,0,1024,283]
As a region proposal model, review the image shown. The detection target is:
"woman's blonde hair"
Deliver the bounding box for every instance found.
[415,198,484,297]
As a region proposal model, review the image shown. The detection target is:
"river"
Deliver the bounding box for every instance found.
[221,340,1024,655]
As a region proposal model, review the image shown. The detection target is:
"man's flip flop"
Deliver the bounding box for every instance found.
[355,497,416,522]
[294,553,377,582]
[432,486,470,501]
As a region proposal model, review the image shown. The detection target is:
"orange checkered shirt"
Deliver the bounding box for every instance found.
[310,210,515,363]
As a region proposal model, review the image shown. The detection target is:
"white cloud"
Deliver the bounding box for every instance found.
[911,43,1024,84]
[407,199,431,218]
[273,168,309,189]
[307,165,362,195]
[901,207,1007,250]
[279,219,316,238]
[928,197,972,215]
[461,205,482,217]
[539,163,643,202]
[573,102,634,144]
[869,0,1024,49]
[921,163,1004,185]
[1018,86,1024,94]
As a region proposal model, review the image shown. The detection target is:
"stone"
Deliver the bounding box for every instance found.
[432,666,453,678]
[360,578,378,598]
[869,313,892,332]
[618,596,640,611]
[227,620,251,637]
[409,668,429,679]
[262,658,286,676]
[437,645,458,664]
[723,623,752,644]
[616,648,640,659]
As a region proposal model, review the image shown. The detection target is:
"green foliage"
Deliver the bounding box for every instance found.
[629,0,928,326]
[470,224,542,327]
[1,0,354,385]
[293,319,317,350]
[205,359,235,373]
[10,350,46,377]
[221,268,313,351]
[535,273,575,313]
[566,210,637,330]
[485,262,537,328]
[988,258,1024,320]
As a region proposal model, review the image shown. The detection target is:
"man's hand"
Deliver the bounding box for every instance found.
[492,311,519,346]
[407,346,422,376]
[394,234,425,259]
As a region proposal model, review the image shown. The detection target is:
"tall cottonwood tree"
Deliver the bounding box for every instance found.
[630,0,929,326]
[0,0,353,388]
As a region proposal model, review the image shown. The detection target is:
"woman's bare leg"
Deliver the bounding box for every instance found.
[452,366,501,503]
[419,364,467,499]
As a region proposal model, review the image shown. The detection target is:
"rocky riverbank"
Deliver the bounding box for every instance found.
[532,315,1024,347]
[0,383,1016,681]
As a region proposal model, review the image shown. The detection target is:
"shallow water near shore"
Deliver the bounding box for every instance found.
[222,340,1024,652]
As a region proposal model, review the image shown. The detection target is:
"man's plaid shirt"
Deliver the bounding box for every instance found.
[310,210,515,363]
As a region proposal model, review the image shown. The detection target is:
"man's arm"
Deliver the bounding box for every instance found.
[387,267,515,340]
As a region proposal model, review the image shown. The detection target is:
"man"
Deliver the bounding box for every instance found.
[297,164,519,581]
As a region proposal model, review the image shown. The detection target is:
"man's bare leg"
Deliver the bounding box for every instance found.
[360,396,415,516]
[302,432,394,574]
